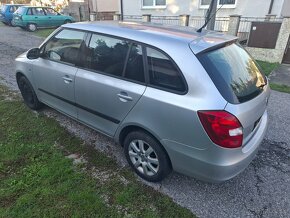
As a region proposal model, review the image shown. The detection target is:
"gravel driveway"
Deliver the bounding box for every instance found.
[1,25,289,218]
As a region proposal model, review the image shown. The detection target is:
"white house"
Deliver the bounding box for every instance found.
[122,0,290,18]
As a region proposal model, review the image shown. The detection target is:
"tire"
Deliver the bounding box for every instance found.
[27,23,37,32]
[124,131,171,182]
[64,19,72,24]
[17,76,43,110]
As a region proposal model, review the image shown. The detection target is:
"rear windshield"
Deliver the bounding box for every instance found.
[14,7,26,15]
[198,43,266,104]
[1,5,8,12]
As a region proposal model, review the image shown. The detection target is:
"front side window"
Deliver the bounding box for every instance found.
[30,7,45,16]
[42,29,85,65]
[200,0,236,8]
[85,34,130,77]
[146,47,186,92]
[45,8,58,15]
[142,0,166,8]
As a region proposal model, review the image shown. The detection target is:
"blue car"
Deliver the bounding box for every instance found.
[0,4,24,26]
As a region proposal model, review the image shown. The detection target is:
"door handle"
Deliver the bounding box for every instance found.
[62,76,73,84]
[34,17,38,18]
[117,92,133,102]
[48,17,51,19]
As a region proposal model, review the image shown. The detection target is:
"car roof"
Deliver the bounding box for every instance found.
[63,21,237,54]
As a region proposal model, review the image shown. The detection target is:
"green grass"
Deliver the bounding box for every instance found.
[256,60,279,76]
[270,83,290,93]
[256,60,290,94]
[33,28,56,38]
[0,85,195,217]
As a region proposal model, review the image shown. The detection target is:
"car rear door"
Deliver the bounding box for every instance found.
[75,33,146,136]
[33,28,87,118]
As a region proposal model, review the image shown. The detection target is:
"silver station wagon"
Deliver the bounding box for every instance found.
[15,21,270,182]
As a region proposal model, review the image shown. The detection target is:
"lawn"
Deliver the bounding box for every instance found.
[256,60,279,76]
[33,28,56,38]
[0,85,195,217]
[256,60,290,94]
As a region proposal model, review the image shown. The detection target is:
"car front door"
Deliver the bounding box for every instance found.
[28,7,46,27]
[44,7,61,26]
[33,28,87,118]
[75,33,147,136]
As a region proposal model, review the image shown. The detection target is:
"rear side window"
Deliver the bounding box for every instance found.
[198,43,266,104]
[85,34,130,77]
[42,29,85,65]
[146,47,186,92]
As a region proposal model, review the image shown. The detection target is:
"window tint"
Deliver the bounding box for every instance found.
[27,8,33,15]
[45,8,58,15]
[9,6,16,13]
[15,7,26,15]
[43,29,85,65]
[85,34,130,77]
[123,44,145,83]
[146,47,185,92]
[31,7,45,16]
[198,43,266,104]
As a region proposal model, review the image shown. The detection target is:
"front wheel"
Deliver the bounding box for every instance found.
[17,76,43,110]
[27,23,37,32]
[124,131,172,182]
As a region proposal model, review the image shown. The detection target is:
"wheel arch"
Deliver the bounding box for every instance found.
[117,124,173,169]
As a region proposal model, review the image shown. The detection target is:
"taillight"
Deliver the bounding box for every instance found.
[198,110,243,148]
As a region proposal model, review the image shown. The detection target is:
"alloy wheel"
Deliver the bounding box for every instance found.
[128,139,159,176]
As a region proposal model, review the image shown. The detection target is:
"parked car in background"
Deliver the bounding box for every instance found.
[0,4,24,26]
[15,22,270,182]
[13,6,74,31]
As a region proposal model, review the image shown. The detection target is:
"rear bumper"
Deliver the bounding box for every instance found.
[161,110,268,183]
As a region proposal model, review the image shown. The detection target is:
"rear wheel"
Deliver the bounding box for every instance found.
[17,76,43,110]
[124,131,171,182]
[27,23,37,32]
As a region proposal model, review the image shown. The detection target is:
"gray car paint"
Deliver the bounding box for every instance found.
[15,21,269,182]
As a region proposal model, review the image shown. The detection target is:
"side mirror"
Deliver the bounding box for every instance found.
[27,48,40,60]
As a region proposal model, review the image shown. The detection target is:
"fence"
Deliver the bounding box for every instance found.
[238,17,283,43]
[151,16,180,25]
[123,15,142,22]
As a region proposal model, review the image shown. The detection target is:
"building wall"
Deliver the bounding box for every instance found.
[91,0,119,12]
[281,0,290,16]
[123,0,285,17]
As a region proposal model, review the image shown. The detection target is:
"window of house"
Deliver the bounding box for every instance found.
[200,0,236,8]
[142,0,166,9]
[146,47,186,92]
[42,29,85,65]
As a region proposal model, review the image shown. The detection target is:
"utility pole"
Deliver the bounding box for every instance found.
[120,0,123,20]
[207,0,218,30]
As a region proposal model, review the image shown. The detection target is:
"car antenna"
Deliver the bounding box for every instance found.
[197,0,224,33]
